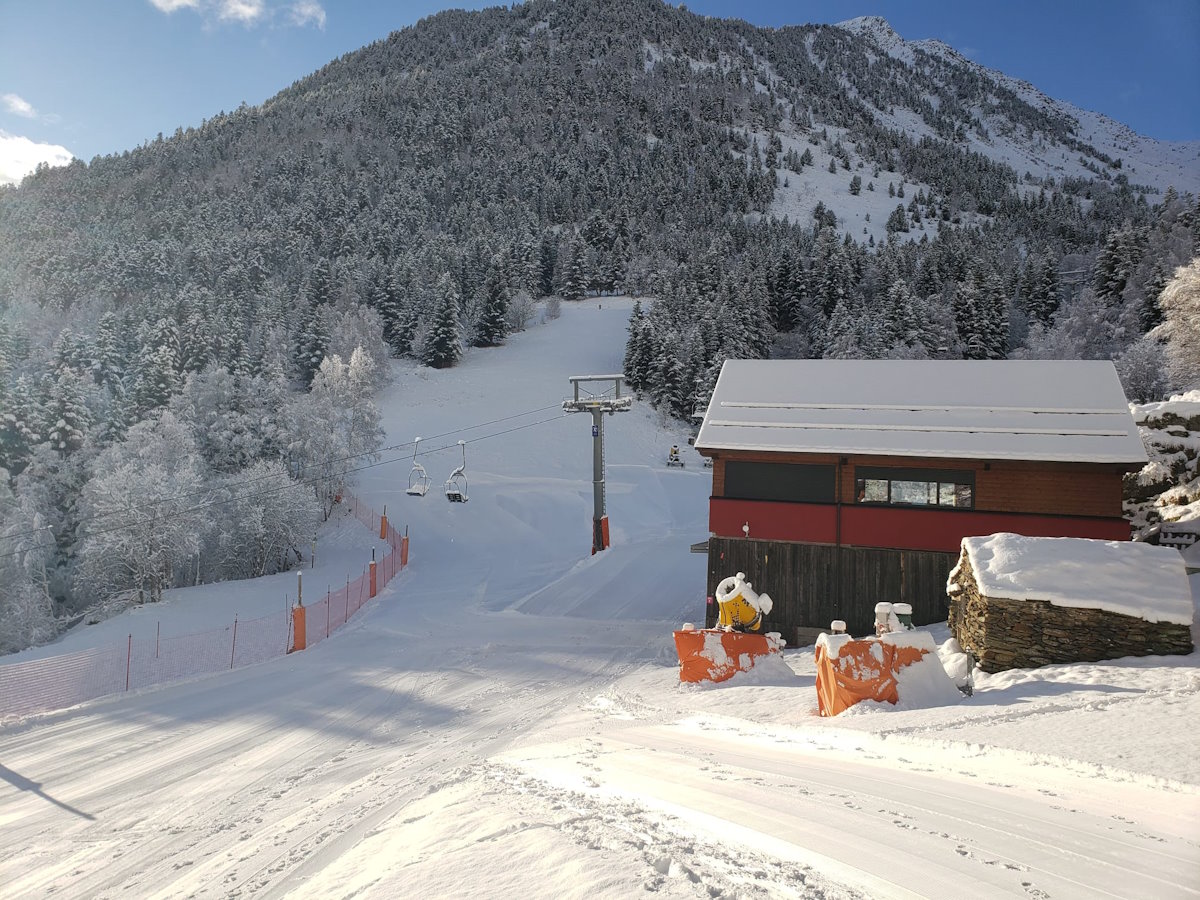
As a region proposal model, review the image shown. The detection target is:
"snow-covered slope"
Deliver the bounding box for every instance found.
[836,16,1200,197]
[1,300,1197,898]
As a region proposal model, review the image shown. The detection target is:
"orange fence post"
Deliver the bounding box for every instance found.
[291,606,307,652]
[369,560,377,598]
[400,534,409,569]
[380,506,388,540]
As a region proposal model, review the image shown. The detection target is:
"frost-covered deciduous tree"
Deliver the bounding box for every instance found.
[1115,335,1169,403]
[1159,257,1200,386]
[206,461,322,580]
[284,348,384,518]
[0,475,57,653]
[77,412,204,604]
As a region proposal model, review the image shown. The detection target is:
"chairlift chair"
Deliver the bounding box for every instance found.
[406,437,430,496]
[445,440,469,503]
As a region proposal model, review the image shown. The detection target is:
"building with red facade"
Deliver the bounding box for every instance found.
[693,359,1147,640]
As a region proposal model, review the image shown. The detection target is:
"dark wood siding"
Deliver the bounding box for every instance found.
[706,536,955,641]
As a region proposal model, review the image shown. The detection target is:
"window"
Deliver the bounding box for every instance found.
[854,466,974,509]
[724,462,836,503]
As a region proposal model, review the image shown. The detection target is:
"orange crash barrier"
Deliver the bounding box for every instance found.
[674,628,783,683]
[814,638,927,716]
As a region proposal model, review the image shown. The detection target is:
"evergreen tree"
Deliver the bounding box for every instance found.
[473,256,510,347]
[560,235,588,302]
[43,368,91,458]
[129,344,180,415]
[422,273,463,369]
[294,298,329,386]
[537,232,557,299]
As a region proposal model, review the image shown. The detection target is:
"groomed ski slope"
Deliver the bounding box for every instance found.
[1,298,1197,899]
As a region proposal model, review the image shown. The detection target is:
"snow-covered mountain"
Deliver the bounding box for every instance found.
[835,15,1200,198]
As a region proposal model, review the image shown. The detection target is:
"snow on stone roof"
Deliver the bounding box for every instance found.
[961,532,1194,625]
[694,360,1148,464]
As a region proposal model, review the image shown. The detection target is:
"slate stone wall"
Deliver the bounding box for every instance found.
[947,550,1194,673]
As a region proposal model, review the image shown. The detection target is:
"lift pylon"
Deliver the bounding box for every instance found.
[563,374,632,554]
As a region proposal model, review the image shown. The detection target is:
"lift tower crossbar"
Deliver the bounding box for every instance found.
[563,375,632,554]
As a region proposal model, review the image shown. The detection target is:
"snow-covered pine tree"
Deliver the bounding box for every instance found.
[294,298,329,386]
[422,273,463,369]
[560,235,588,303]
[473,255,510,347]
[43,368,91,458]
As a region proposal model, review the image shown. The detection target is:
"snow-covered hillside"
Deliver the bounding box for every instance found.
[1,300,1197,899]
[836,16,1200,198]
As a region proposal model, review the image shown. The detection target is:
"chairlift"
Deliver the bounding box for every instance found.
[406,437,430,496]
[445,440,469,503]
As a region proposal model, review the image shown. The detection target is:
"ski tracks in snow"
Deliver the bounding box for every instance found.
[499,719,1200,900]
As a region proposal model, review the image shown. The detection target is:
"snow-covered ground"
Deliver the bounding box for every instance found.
[1,298,1198,899]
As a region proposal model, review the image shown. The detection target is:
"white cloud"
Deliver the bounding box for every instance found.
[2,93,37,119]
[146,0,320,28]
[218,0,265,24]
[288,0,325,29]
[147,0,201,11]
[0,131,73,186]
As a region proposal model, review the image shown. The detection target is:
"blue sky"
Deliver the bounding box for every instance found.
[1,0,1197,184]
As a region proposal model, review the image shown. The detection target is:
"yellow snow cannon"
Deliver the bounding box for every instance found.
[671,573,785,684]
[715,571,771,632]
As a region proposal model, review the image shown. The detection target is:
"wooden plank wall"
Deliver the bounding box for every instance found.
[707,537,956,641]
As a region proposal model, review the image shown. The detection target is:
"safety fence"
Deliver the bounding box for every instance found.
[0,493,407,721]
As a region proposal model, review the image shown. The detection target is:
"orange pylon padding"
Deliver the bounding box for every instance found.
[369,561,377,598]
[380,514,388,540]
[814,639,928,716]
[400,535,409,568]
[673,629,780,683]
[291,606,307,652]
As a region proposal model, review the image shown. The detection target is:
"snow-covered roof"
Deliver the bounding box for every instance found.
[960,532,1194,625]
[694,360,1148,464]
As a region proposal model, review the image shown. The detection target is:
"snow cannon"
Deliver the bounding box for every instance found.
[715,572,772,632]
[672,573,784,683]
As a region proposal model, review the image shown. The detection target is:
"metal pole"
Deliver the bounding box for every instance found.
[592,407,606,553]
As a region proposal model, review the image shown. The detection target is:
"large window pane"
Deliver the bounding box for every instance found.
[853,467,975,510]
[856,478,889,503]
[891,480,935,505]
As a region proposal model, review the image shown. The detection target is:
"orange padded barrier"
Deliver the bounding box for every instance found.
[291,606,307,652]
[673,629,780,683]
[814,639,927,716]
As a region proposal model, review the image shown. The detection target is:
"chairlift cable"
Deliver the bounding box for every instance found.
[0,410,571,561]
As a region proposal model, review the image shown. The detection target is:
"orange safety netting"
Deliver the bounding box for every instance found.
[0,494,408,721]
[673,629,781,683]
[814,639,928,716]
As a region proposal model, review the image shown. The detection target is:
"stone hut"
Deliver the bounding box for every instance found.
[947,532,1194,672]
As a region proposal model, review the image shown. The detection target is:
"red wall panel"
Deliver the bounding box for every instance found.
[709,497,837,544]
[710,498,1130,552]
